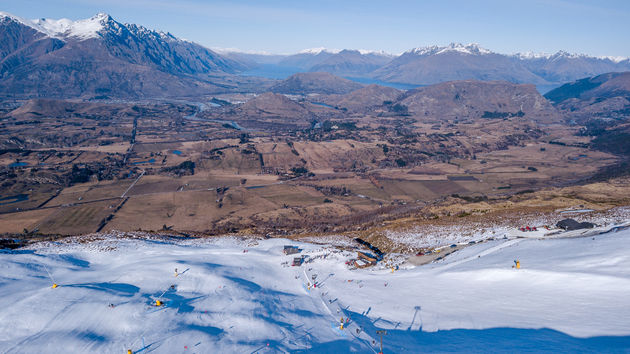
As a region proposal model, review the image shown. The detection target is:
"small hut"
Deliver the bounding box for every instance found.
[354,251,378,268]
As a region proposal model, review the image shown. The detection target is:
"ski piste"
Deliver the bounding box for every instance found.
[2,224,630,352]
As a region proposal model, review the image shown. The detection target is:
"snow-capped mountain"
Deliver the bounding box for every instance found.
[0,12,251,99]
[2,10,630,97]
[372,43,548,85]
[371,43,630,86]
[406,43,492,56]
[298,47,341,55]
[516,50,630,84]
[31,13,107,39]
[516,50,629,63]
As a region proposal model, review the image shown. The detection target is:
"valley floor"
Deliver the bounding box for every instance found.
[1,225,630,353]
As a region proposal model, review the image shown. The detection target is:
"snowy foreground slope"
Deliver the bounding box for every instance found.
[1,228,630,353]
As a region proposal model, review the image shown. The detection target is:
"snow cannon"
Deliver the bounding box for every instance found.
[155,300,162,306]
[127,350,132,354]
[52,283,58,289]
[515,260,521,269]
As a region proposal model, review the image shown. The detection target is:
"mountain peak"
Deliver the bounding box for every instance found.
[298,47,341,55]
[3,12,115,40]
[92,12,112,21]
[0,11,36,27]
[407,43,492,56]
[33,16,104,39]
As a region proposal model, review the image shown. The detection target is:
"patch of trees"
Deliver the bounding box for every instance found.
[481,110,525,119]
[0,239,22,250]
[515,189,535,195]
[0,148,29,155]
[577,119,617,137]
[240,144,257,155]
[285,141,300,156]
[549,140,589,148]
[64,160,122,185]
[591,130,630,156]
[395,158,407,167]
[322,120,357,132]
[383,101,409,115]
[302,184,351,196]
[68,164,93,184]
[290,166,309,176]
[588,160,630,181]
[451,194,488,203]
[13,120,42,125]
[161,161,195,176]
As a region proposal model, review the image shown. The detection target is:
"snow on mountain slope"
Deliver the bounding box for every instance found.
[516,50,629,63]
[407,43,493,56]
[298,47,341,54]
[32,13,106,39]
[1,226,630,352]
[0,11,105,40]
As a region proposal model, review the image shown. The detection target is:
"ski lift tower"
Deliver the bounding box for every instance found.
[376,330,387,354]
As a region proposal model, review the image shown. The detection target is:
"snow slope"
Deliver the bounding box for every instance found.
[0,11,106,39]
[32,13,106,39]
[1,227,630,353]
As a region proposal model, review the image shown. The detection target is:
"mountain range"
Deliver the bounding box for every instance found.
[234,43,630,88]
[2,11,630,99]
[0,12,262,99]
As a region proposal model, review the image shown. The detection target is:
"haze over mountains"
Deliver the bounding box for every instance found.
[2,11,630,100]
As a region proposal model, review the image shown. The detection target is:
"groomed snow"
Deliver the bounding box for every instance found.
[1,226,630,352]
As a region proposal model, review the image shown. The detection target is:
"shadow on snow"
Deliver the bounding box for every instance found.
[301,309,630,353]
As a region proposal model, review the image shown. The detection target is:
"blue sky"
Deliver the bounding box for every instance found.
[1,0,629,57]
